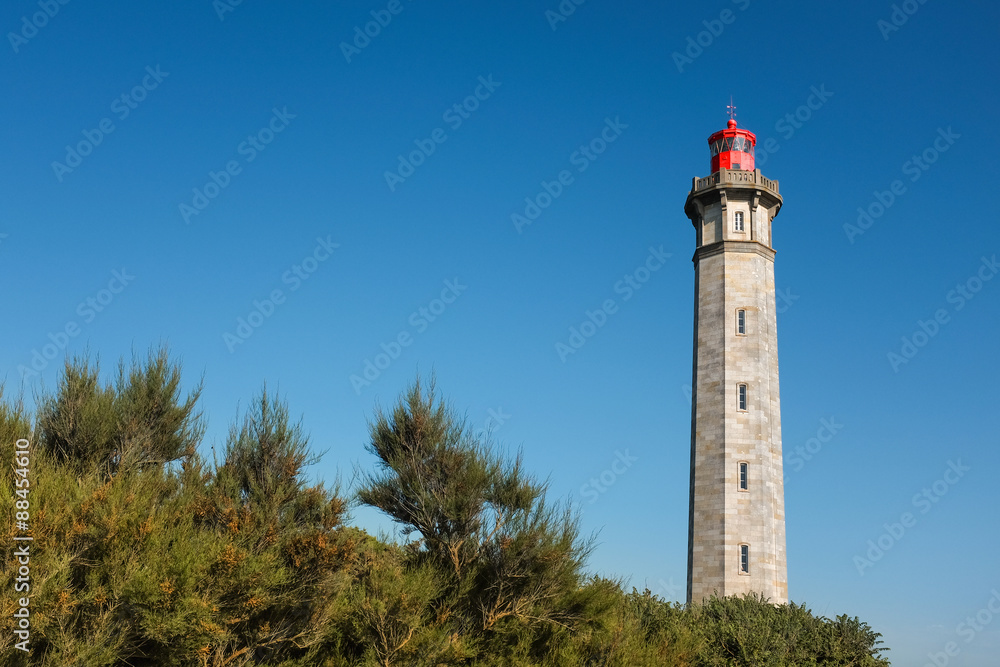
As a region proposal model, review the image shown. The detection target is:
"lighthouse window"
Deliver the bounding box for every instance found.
[739,462,749,491]
[739,544,750,574]
[737,309,746,335]
[737,384,748,411]
[733,137,744,152]
[734,211,745,232]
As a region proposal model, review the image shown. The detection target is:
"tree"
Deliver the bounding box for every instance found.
[113,347,204,468]
[36,348,203,474]
[36,355,116,469]
[213,385,336,527]
[358,378,593,648]
[196,386,349,665]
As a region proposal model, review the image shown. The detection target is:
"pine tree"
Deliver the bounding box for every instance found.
[358,378,594,655]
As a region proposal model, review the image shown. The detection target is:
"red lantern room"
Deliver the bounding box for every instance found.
[708,118,756,173]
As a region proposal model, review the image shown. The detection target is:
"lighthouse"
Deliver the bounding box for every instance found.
[684,111,787,604]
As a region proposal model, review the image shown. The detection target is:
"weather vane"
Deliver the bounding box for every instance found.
[727,96,736,123]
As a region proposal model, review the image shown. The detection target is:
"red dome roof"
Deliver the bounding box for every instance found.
[707,121,756,173]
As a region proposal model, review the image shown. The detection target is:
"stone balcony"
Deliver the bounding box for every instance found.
[691,168,779,196]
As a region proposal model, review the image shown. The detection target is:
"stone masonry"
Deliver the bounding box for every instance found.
[684,168,787,604]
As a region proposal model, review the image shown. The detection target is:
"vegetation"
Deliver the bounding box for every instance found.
[0,350,890,666]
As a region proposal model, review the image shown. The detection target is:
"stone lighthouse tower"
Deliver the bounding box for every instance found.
[684,113,787,604]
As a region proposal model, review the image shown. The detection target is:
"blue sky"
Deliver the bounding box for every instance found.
[3,1,998,663]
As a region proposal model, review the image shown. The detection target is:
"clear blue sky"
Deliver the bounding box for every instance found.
[3,1,998,664]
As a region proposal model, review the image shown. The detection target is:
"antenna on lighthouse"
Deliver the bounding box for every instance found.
[727,96,737,126]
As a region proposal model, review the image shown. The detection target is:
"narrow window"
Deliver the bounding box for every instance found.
[739,544,750,574]
[737,384,748,411]
[734,211,745,232]
[738,462,749,491]
[736,309,746,335]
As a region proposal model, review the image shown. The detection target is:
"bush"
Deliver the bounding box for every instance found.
[0,361,890,667]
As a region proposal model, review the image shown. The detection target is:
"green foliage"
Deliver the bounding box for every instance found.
[359,378,543,579]
[687,593,890,666]
[35,347,203,474]
[114,347,204,468]
[0,386,32,476]
[0,361,891,667]
[35,355,117,469]
[358,377,594,653]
